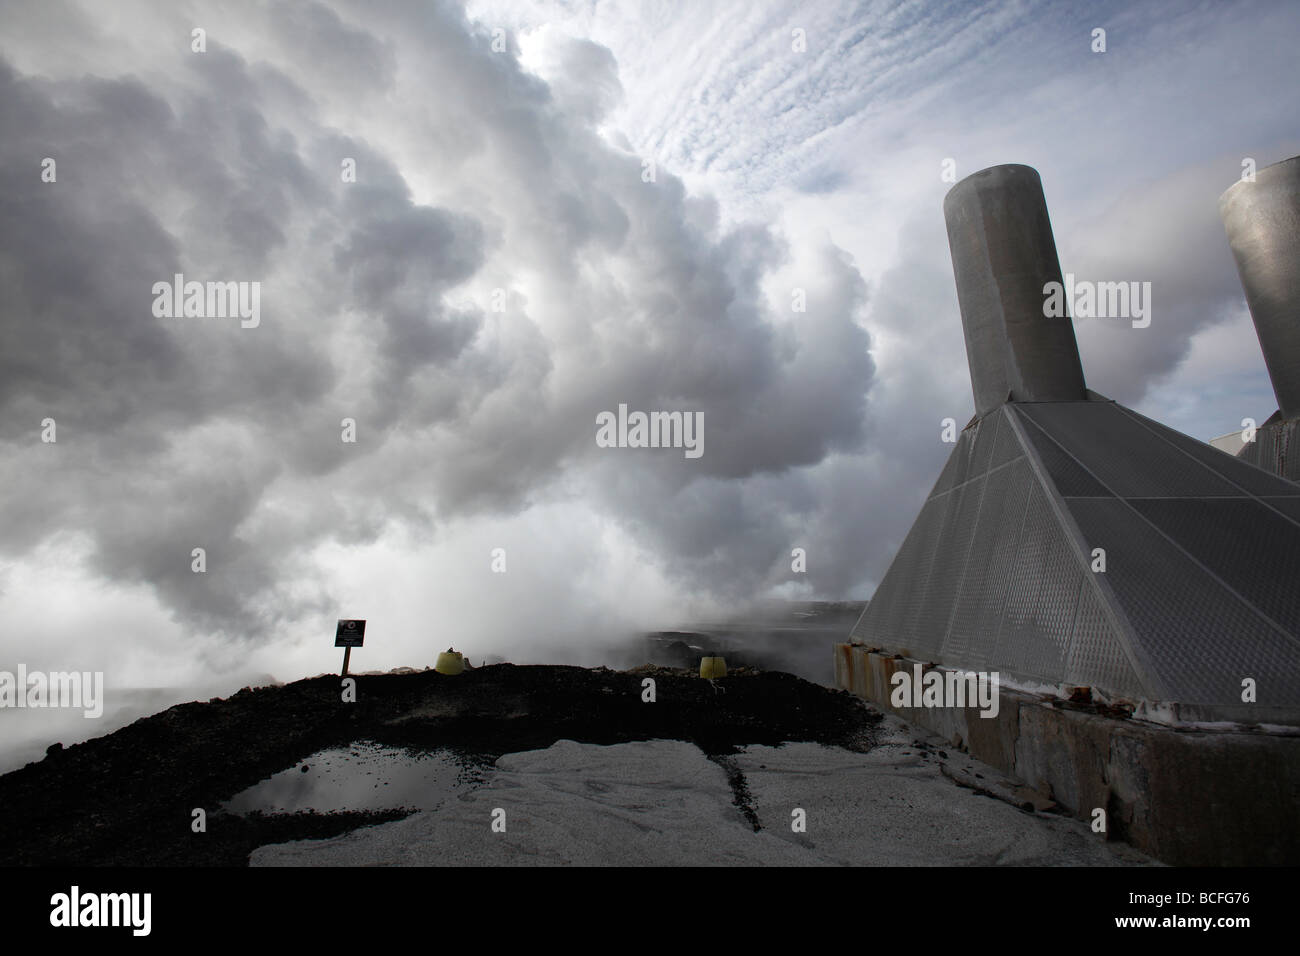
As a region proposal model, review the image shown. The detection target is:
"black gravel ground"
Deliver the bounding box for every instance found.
[0,664,880,866]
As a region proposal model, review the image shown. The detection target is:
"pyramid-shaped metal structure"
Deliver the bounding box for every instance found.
[850,163,1300,719]
[849,396,1300,712]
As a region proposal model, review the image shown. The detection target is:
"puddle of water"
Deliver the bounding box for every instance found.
[223,741,485,814]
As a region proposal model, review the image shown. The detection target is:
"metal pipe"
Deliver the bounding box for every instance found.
[1220,156,1300,420]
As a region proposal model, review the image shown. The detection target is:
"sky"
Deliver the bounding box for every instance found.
[0,0,1297,701]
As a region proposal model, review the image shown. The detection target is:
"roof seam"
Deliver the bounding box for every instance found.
[1007,406,1168,698]
[1024,404,1300,656]
[927,451,1024,501]
[1114,404,1300,530]
[989,427,1034,674]
[940,411,996,655]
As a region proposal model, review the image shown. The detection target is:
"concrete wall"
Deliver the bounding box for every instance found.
[835,643,1300,865]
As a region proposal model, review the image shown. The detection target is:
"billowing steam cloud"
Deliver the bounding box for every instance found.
[0,1,873,683]
[3,0,1294,692]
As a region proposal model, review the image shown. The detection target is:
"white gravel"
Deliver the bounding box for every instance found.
[250,718,1153,866]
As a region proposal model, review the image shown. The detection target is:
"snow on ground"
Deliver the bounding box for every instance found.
[250,716,1153,866]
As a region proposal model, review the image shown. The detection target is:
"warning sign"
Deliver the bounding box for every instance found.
[335,619,366,647]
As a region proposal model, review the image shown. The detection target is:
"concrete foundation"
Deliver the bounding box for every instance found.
[835,643,1300,865]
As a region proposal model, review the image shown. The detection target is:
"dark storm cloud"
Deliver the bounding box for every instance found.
[333,183,486,390]
[0,63,184,442]
[0,0,877,647]
[267,0,397,98]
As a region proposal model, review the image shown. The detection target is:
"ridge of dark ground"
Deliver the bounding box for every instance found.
[0,663,880,866]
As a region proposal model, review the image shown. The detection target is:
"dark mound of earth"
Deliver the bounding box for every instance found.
[0,664,880,866]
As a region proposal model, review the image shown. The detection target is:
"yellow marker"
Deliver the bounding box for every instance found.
[700,656,727,679]
[435,649,465,675]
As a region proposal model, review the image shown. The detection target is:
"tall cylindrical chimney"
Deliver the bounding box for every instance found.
[944,164,1087,418]
[1219,155,1300,420]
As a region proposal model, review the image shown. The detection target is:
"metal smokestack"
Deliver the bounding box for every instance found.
[1219,155,1300,420]
[944,164,1087,418]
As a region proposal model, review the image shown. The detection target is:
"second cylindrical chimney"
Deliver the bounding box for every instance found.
[1219,155,1300,420]
[944,164,1087,417]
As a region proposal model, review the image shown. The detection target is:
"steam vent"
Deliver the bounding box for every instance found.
[847,164,1300,723]
[1221,155,1300,480]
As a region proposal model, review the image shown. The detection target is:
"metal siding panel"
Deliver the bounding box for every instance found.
[865,413,1007,655]
[1066,498,1300,706]
[1026,501,1084,679]
[926,475,986,660]
[852,529,910,644]
[900,492,955,656]
[995,479,1077,680]
[1020,403,1242,497]
[894,502,943,649]
[987,406,1024,470]
[944,461,1019,667]
[863,508,919,646]
[856,495,941,650]
[1065,579,1146,698]
[1261,496,1300,526]
[969,408,999,477]
[1130,498,1300,637]
[929,430,970,497]
[1013,408,1112,498]
[1131,411,1300,497]
[969,457,1035,672]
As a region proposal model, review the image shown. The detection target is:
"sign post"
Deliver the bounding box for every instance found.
[335,619,366,676]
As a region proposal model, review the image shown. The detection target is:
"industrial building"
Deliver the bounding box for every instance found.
[836,161,1300,865]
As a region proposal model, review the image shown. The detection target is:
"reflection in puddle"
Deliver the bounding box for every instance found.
[224,741,485,814]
